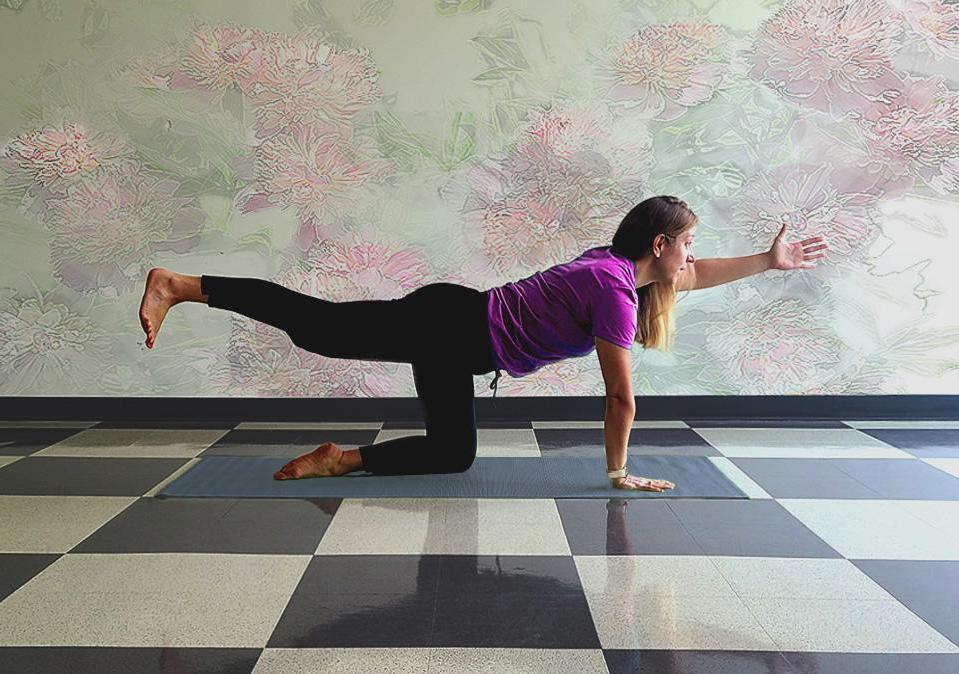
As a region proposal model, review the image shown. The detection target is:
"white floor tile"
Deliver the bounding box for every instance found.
[316,499,570,555]
[583,591,777,650]
[428,648,609,673]
[778,499,959,560]
[254,648,430,673]
[744,596,959,653]
[532,420,687,429]
[34,428,229,458]
[924,458,959,480]
[708,557,897,600]
[575,555,737,598]
[0,553,311,647]
[694,428,912,458]
[895,500,959,538]
[0,495,136,553]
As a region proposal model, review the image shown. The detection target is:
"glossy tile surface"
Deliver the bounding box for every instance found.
[1,417,958,672]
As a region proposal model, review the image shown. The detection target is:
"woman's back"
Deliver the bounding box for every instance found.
[485,245,638,378]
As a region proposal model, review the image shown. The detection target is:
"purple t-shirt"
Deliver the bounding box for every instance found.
[485,246,638,378]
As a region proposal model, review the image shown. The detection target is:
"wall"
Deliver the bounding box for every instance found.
[1,0,957,398]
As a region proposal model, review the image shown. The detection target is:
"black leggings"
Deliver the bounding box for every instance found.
[200,275,498,476]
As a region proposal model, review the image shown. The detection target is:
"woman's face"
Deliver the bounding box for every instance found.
[665,228,696,278]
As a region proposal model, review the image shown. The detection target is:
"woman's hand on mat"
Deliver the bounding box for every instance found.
[612,475,675,492]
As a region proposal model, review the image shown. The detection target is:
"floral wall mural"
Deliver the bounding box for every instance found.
[0,0,957,398]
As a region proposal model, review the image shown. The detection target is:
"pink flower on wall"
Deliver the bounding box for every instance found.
[41,164,206,294]
[732,163,877,263]
[850,74,959,184]
[248,33,382,139]
[0,122,135,198]
[901,0,959,61]
[601,21,727,121]
[237,121,394,250]
[705,298,843,394]
[180,22,268,93]
[114,44,184,90]
[751,0,903,116]
[443,102,651,279]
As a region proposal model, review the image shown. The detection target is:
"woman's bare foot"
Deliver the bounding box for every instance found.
[274,442,345,480]
[138,268,179,349]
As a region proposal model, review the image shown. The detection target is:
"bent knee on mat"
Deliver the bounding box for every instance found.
[426,436,477,473]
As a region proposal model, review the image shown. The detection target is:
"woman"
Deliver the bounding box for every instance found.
[138,195,827,492]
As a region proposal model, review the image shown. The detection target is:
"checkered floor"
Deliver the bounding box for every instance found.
[1,418,958,673]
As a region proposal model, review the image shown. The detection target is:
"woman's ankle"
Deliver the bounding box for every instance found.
[337,448,363,474]
[172,273,209,304]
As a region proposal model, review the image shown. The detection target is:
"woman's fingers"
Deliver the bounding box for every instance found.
[628,476,675,491]
[612,476,676,491]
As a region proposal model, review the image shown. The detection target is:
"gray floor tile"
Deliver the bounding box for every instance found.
[0,457,190,496]
[0,428,89,456]
[853,560,959,645]
[557,498,705,555]
[666,499,843,558]
[604,649,796,673]
[729,458,882,499]
[781,651,959,673]
[858,429,959,458]
[70,497,340,554]
[0,554,59,603]
[833,459,959,500]
[435,555,583,595]
[0,647,260,674]
[431,592,599,648]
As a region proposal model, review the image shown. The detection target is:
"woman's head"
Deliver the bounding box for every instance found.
[610,195,699,352]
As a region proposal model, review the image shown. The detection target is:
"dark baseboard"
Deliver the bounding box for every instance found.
[1,395,957,422]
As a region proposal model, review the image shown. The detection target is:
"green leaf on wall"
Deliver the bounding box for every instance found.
[373,110,435,172]
[440,111,476,169]
[472,66,523,84]
[435,0,493,17]
[471,36,529,70]
[236,227,274,255]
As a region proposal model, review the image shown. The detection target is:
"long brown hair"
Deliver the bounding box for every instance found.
[610,195,698,352]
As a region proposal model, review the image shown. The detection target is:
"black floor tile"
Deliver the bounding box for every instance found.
[0,647,261,674]
[0,428,89,456]
[431,592,599,648]
[604,649,797,673]
[0,554,61,603]
[781,651,959,674]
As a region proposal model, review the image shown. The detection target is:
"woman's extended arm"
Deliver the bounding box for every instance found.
[688,223,829,290]
[691,252,772,289]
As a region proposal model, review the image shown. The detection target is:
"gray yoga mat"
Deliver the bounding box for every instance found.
[158,455,748,499]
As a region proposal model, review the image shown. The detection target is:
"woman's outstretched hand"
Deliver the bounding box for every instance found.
[767,222,829,271]
[612,475,675,492]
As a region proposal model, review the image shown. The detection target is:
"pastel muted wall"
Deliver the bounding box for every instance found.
[1,0,957,399]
